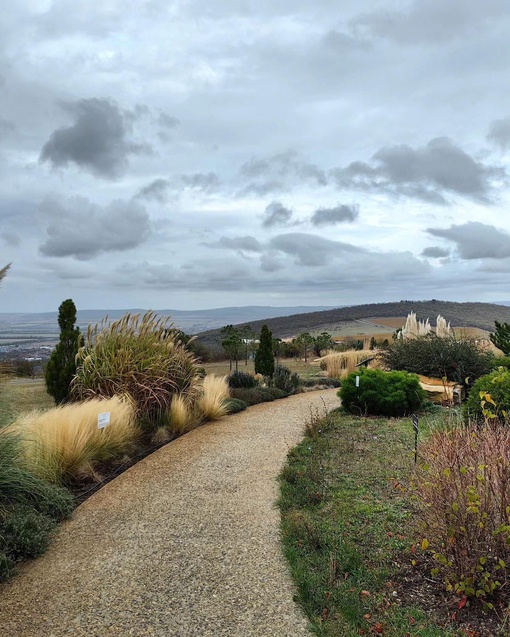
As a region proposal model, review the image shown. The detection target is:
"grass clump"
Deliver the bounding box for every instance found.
[223,398,248,414]
[73,311,201,430]
[196,375,229,421]
[167,394,193,435]
[339,368,426,417]
[13,396,138,484]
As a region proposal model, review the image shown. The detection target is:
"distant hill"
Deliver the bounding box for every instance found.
[196,300,510,351]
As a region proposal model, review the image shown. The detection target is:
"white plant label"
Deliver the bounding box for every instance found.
[355,375,360,387]
[97,412,111,429]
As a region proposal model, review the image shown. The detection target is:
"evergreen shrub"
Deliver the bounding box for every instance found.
[339,368,425,417]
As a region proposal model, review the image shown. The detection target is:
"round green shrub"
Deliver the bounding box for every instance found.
[223,398,248,414]
[464,369,510,423]
[1,504,56,560]
[339,368,426,417]
[227,371,258,389]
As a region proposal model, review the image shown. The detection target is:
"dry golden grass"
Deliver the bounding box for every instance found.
[196,375,229,422]
[12,396,138,484]
[319,350,380,378]
[167,394,193,435]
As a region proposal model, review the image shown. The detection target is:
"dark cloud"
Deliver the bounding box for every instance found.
[208,236,263,252]
[270,232,363,266]
[421,246,450,258]
[427,222,510,259]
[40,98,148,178]
[262,201,293,228]
[310,204,359,226]
[330,138,501,203]
[487,117,510,150]
[39,197,151,260]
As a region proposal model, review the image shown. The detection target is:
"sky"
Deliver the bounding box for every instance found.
[1,0,510,312]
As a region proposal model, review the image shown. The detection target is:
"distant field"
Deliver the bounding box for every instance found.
[366,316,406,329]
[202,357,323,378]
[0,379,52,429]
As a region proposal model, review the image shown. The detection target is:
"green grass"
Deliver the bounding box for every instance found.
[278,408,459,636]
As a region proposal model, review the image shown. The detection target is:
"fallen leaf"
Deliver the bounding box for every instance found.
[458,595,467,609]
[361,590,371,597]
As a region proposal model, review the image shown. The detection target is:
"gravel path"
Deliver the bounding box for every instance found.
[0,389,339,637]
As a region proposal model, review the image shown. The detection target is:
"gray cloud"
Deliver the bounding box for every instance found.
[487,117,510,150]
[158,112,179,129]
[1,231,21,247]
[330,138,501,203]
[310,204,359,226]
[136,173,221,202]
[39,197,151,259]
[40,98,148,178]
[421,246,450,258]
[137,178,170,203]
[354,0,508,45]
[427,222,510,259]
[240,150,326,196]
[270,232,364,266]
[262,201,293,228]
[208,236,263,252]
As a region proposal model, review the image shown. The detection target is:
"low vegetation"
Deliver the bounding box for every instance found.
[380,334,494,389]
[12,396,138,484]
[463,368,510,423]
[339,368,426,417]
[73,311,200,430]
[279,402,510,634]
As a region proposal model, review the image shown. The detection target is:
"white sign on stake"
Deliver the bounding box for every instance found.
[355,375,360,387]
[97,412,111,429]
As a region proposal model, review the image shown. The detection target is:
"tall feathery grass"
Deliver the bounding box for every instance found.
[12,396,137,484]
[72,311,201,429]
[319,350,378,378]
[196,375,229,422]
[167,394,193,435]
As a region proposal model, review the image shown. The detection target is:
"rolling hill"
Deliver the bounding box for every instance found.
[195,300,510,351]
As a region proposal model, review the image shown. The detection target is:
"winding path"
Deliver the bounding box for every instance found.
[0,389,339,637]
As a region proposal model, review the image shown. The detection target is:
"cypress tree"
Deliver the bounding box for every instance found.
[255,324,275,378]
[45,299,82,404]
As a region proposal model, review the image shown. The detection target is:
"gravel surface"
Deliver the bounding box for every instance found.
[0,389,339,637]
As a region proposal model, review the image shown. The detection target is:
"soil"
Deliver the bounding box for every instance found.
[394,554,510,636]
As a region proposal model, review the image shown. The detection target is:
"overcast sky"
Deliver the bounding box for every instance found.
[2,0,510,312]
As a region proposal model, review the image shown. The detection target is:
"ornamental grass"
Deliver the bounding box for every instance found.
[72,311,201,430]
[12,396,137,484]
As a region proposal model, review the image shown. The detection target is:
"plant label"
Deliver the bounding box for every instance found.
[355,375,360,387]
[412,414,419,433]
[98,412,111,429]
